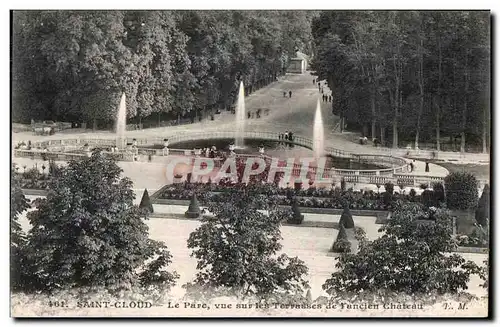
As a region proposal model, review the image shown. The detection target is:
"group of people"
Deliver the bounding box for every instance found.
[322,94,332,103]
[247,108,263,119]
[188,146,224,159]
[16,140,32,150]
[278,130,295,142]
[408,159,431,173]
[358,136,369,145]
[283,90,293,98]
[313,78,330,97]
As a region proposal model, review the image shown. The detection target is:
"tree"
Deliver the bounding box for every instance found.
[139,188,154,214]
[475,184,489,227]
[444,172,478,210]
[11,169,30,290]
[185,190,309,302]
[13,11,317,127]
[23,150,178,292]
[311,11,490,151]
[323,202,481,298]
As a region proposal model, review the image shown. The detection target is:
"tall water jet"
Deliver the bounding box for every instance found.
[313,99,325,159]
[235,81,246,148]
[116,92,127,149]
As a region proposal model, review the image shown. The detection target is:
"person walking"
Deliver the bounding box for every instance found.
[425,162,430,172]
[289,90,292,98]
[409,161,414,172]
[313,78,316,84]
[283,91,287,98]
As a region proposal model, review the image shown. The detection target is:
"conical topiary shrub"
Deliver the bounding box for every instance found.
[330,223,351,253]
[139,188,153,214]
[288,198,304,224]
[185,193,201,218]
[339,204,354,229]
[475,184,490,227]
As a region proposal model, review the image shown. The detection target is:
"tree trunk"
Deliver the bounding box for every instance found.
[436,36,442,152]
[392,119,398,148]
[371,86,376,139]
[380,125,385,145]
[452,55,458,152]
[340,114,344,133]
[93,117,97,131]
[436,97,440,151]
[482,121,487,153]
[482,69,489,153]
[392,54,401,149]
[415,38,424,150]
[415,40,424,149]
[461,50,468,153]
[158,112,161,127]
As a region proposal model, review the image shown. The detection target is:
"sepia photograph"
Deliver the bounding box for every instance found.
[9,7,491,318]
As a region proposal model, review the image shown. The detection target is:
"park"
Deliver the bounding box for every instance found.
[11,11,490,317]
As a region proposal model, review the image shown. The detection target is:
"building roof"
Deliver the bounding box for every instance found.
[295,51,310,61]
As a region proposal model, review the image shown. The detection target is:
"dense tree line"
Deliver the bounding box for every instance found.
[311,11,490,152]
[12,10,316,128]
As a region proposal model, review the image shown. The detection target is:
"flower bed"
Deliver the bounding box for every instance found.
[153,182,432,211]
[455,225,489,248]
[13,168,51,190]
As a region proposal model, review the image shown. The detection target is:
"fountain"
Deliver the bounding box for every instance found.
[235,81,246,148]
[116,92,127,149]
[313,99,325,159]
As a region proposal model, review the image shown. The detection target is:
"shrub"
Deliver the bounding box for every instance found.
[22,150,178,293]
[432,182,445,206]
[323,203,481,297]
[384,182,394,195]
[475,184,490,227]
[139,188,154,214]
[444,172,478,210]
[330,224,351,253]
[11,170,30,291]
[421,189,435,208]
[455,225,488,248]
[339,204,354,229]
[409,188,417,198]
[22,167,42,181]
[185,190,309,300]
[288,199,304,224]
[185,193,201,218]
